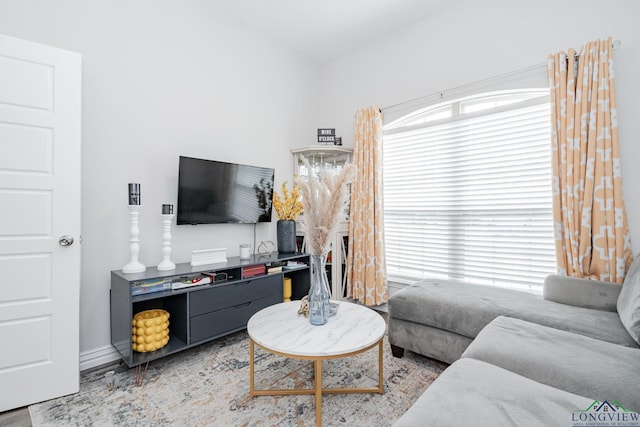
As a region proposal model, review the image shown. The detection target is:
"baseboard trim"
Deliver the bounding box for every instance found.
[79,345,121,372]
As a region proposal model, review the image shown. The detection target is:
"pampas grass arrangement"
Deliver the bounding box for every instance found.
[295,156,355,256]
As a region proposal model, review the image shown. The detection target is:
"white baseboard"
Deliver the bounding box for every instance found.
[79,345,121,372]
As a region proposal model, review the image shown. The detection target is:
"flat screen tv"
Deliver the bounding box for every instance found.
[177,156,274,225]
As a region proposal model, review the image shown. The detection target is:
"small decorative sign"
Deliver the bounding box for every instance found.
[191,248,227,266]
[317,128,336,144]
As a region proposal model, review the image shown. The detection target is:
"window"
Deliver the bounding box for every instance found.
[383,88,556,292]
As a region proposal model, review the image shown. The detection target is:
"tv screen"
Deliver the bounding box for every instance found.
[177,156,274,225]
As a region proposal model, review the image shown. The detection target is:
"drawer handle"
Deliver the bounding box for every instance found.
[233,301,251,309]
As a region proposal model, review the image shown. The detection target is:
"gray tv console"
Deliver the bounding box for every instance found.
[110,251,310,368]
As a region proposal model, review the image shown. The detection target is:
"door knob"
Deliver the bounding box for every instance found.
[59,235,74,246]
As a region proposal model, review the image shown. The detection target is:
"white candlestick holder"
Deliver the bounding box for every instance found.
[157,213,175,271]
[122,205,146,274]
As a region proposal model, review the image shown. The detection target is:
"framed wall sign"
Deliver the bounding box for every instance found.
[317,128,336,144]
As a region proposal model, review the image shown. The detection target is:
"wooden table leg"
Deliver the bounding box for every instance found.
[249,338,255,397]
[315,359,322,427]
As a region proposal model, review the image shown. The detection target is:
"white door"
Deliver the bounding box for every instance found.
[0,34,81,411]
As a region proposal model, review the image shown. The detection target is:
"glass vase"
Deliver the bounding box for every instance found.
[308,253,331,325]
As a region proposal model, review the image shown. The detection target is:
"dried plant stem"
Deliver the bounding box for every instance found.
[295,156,355,256]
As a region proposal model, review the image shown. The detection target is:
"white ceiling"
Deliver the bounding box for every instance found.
[212,0,453,63]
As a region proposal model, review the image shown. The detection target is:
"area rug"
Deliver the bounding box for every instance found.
[29,331,446,426]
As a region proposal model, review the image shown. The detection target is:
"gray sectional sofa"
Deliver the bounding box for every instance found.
[389,256,640,426]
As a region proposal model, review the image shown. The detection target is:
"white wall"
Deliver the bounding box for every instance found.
[320,0,640,249]
[0,0,319,365]
[2,0,639,369]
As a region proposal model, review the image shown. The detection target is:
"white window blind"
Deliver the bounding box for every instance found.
[383,89,556,292]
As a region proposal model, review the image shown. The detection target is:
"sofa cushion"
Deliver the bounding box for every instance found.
[392,358,592,427]
[618,255,640,345]
[389,279,638,347]
[544,274,621,312]
[462,316,640,411]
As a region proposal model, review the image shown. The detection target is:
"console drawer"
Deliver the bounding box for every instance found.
[189,274,282,317]
[189,293,282,343]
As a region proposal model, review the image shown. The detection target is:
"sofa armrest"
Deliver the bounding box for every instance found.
[543,274,621,312]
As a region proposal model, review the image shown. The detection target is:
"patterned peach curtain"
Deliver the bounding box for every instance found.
[548,37,633,282]
[347,106,388,306]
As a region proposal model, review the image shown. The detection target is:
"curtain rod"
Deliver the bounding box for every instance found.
[381,39,622,112]
[571,38,621,60]
[382,62,547,112]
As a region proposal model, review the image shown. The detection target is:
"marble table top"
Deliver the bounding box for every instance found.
[247,301,386,357]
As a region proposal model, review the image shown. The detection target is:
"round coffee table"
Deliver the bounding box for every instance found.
[247,301,386,427]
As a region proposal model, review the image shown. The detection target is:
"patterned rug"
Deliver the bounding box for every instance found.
[29,330,446,426]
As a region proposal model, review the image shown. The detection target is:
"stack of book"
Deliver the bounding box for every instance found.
[283,260,307,271]
[170,275,211,290]
[131,278,172,296]
[267,265,282,274]
[241,264,266,279]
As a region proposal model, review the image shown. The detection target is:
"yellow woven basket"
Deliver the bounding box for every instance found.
[131,309,170,352]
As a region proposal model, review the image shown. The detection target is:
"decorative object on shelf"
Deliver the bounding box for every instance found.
[241,263,267,279]
[257,240,276,255]
[297,295,309,317]
[128,182,141,205]
[277,220,296,254]
[317,128,336,144]
[190,248,227,266]
[283,277,292,302]
[122,183,146,274]
[295,156,354,325]
[273,181,303,254]
[131,309,170,353]
[239,243,251,259]
[161,203,173,214]
[157,204,175,271]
